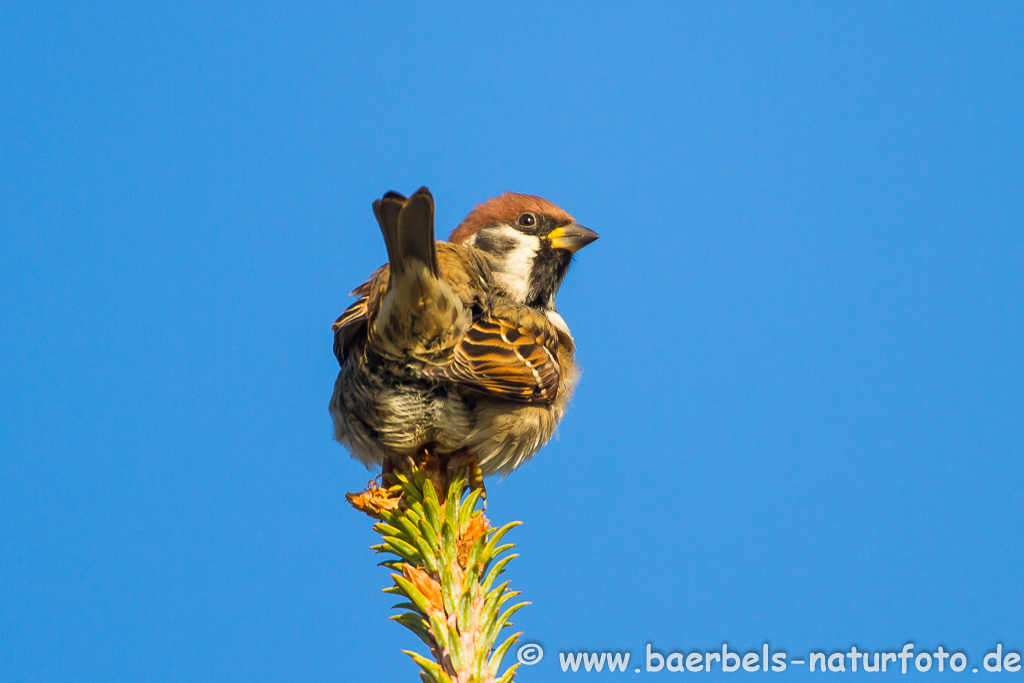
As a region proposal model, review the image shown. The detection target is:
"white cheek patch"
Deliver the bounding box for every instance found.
[472,225,538,303]
[501,239,538,302]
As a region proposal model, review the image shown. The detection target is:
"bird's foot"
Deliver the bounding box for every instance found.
[380,459,396,489]
[382,448,485,505]
[447,448,486,507]
[383,452,419,487]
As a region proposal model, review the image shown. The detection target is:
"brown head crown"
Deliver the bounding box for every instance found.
[449,192,575,244]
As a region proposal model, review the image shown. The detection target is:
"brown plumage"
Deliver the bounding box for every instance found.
[330,188,598,476]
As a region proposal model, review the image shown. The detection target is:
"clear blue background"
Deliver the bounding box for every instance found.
[2,2,1021,681]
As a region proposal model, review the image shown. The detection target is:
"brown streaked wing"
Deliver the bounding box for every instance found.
[333,266,388,363]
[332,296,369,363]
[332,296,368,331]
[348,265,386,297]
[431,318,560,403]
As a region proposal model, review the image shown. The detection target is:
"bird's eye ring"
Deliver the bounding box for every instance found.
[517,213,536,227]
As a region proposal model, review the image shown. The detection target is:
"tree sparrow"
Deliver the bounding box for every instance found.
[330,188,598,477]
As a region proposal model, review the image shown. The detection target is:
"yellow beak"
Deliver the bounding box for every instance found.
[548,223,600,253]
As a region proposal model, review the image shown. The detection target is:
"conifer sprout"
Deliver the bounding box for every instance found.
[347,464,527,683]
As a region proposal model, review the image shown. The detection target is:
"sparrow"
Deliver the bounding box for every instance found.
[330,187,598,478]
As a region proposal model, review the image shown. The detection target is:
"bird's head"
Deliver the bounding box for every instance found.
[449,192,599,311]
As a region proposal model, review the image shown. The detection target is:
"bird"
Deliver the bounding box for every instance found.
[330,187,598,481]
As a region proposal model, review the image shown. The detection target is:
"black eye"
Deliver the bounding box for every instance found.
[517,213,536,227]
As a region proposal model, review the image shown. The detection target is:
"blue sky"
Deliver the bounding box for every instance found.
[2,2,1022,681]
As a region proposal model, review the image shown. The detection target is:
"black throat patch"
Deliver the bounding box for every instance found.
[527,242,572,309]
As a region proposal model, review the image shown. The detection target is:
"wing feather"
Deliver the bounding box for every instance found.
[431,318,560,403]
[332,296,369,364]
[332,266,387,364]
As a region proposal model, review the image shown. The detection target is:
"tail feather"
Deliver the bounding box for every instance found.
[373,187,437,282]
[397,187,437,278]
[372,191,407,280]
[369,186,466,358]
